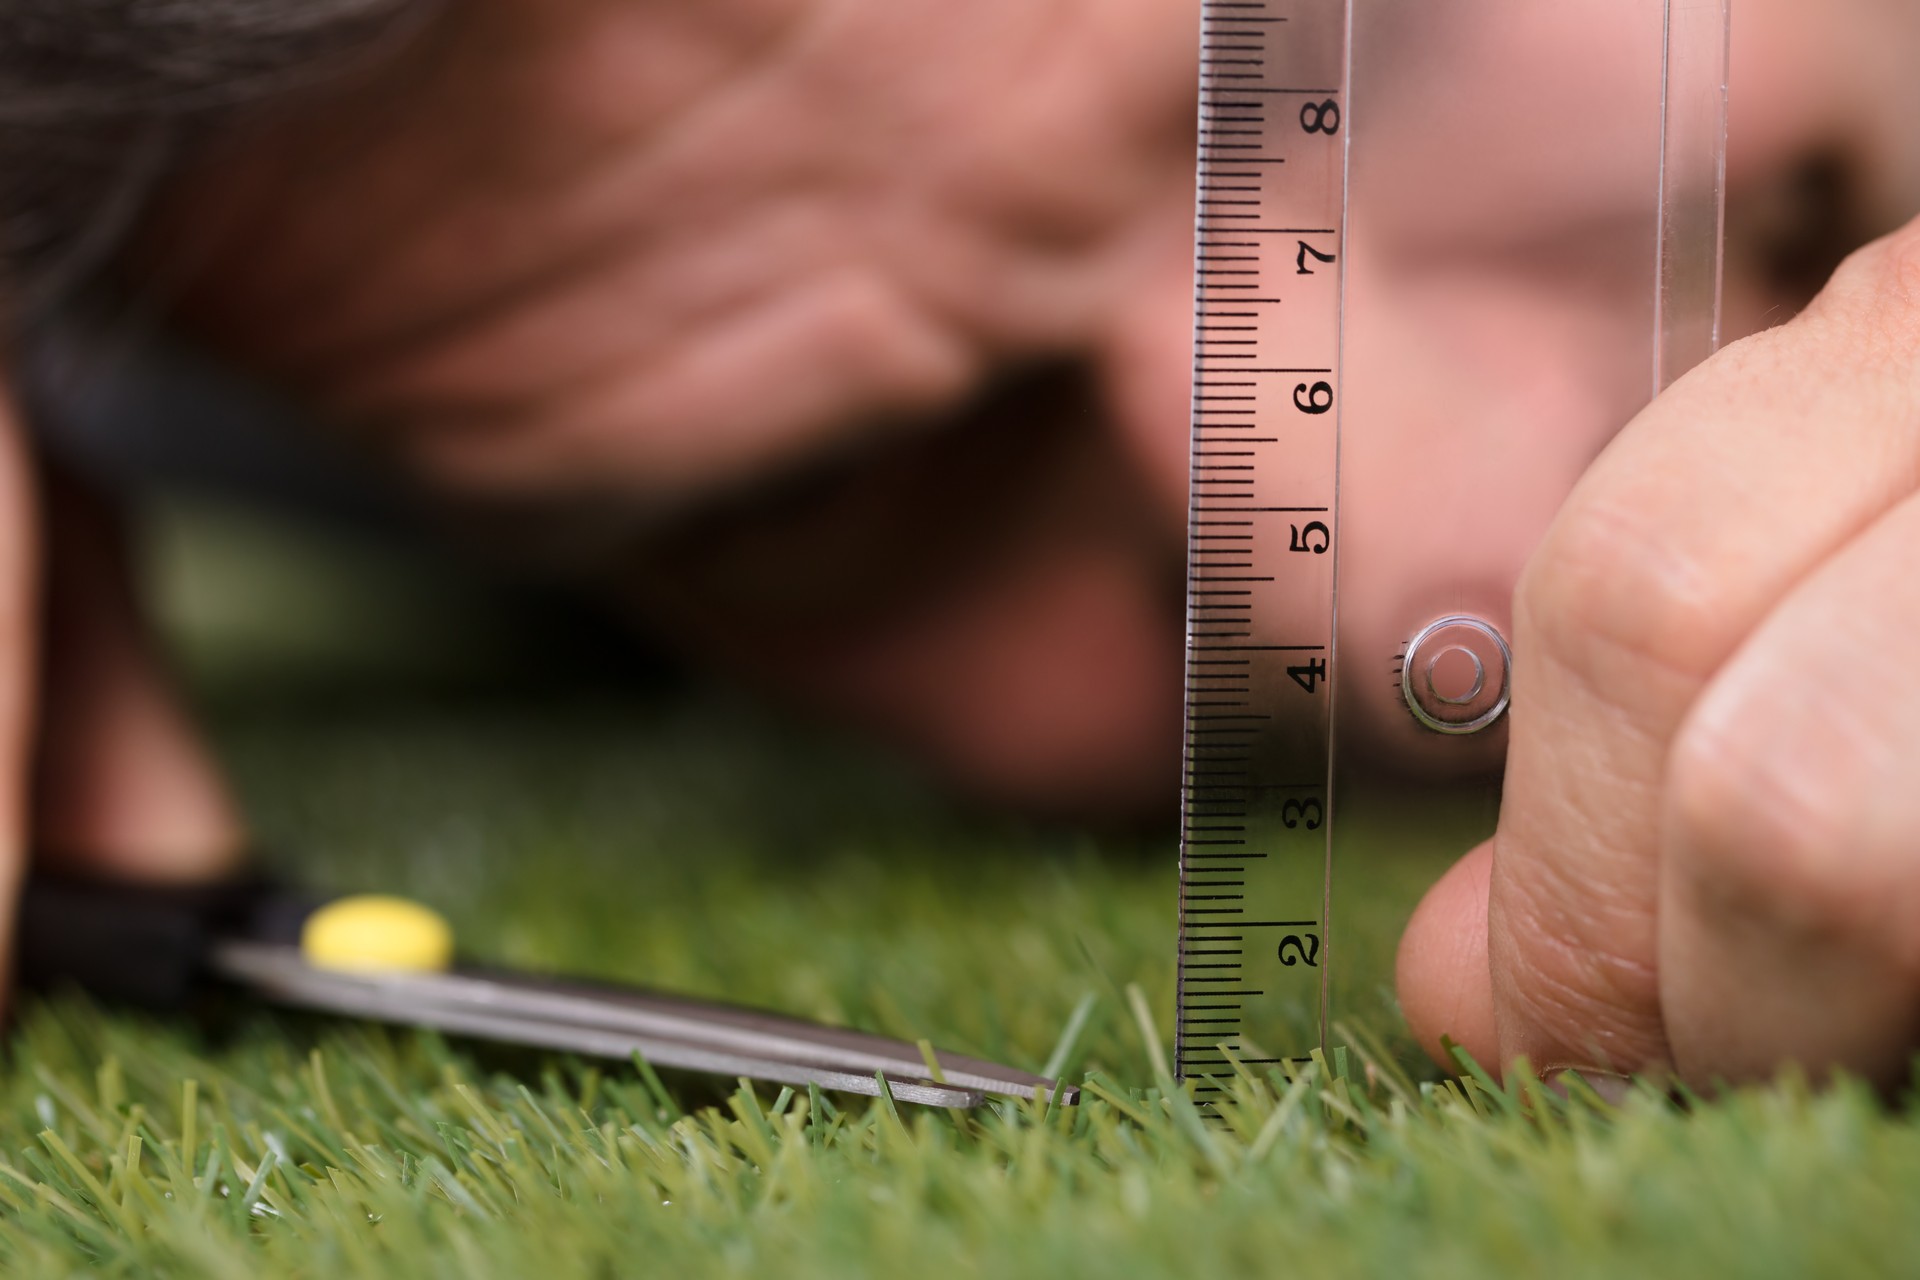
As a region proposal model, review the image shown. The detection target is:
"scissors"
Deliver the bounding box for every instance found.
[16,873,1076,1109]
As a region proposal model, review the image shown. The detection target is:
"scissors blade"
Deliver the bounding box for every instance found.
[452,967,1075,1103]
[211,943,1071,1107]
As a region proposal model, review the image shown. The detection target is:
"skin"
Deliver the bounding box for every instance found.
[1397,222,1920,1090]
[3,0,1920,1083]
[0,369,243,996]
[136,0,1209,814]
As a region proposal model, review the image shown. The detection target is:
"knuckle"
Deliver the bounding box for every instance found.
[811,271,980,412]
[400,418,565,502]
[1492,870,1665,1070]
[1517,492,1734,704]
[1665,702,1875,942]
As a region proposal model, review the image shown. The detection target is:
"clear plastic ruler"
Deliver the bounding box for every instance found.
[1176,0,1730,1097]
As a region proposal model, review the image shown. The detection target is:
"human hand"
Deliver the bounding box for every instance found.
[1397,214,1920,1091]
[0,367,241,993]
[136,0,1206,812]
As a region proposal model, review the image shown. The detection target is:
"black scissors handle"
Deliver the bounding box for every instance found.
[16,873,317,1009]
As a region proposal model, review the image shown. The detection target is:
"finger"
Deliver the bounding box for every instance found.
[1661,487,1920,1090]
[33,473,243,881]
[0,372,40,989]
[377,271,978,507]
[1397,841,1499,1069]
[1480,216,1920,1074]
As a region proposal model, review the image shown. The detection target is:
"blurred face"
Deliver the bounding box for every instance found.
[135,0,1920,814]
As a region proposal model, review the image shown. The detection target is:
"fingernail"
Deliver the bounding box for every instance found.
[1549,1068,1633,1105]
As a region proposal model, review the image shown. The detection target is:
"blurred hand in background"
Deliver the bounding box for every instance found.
[0,369,242,993]
[134,0,1207,815]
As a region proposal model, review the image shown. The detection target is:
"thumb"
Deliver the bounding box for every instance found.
[1396,841,1499,1071]
[32,470,244,882]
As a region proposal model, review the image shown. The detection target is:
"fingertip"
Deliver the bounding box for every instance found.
[1396,840,1499,1072]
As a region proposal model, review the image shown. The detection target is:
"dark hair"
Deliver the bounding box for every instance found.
[0,0,427,319]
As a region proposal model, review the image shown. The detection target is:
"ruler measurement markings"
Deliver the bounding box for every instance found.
[1185,0,1343,1099]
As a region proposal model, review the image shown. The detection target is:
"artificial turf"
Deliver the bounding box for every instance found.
[0,503,1911,1277]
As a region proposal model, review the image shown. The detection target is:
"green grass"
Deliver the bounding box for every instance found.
[0,503,1909,1276]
